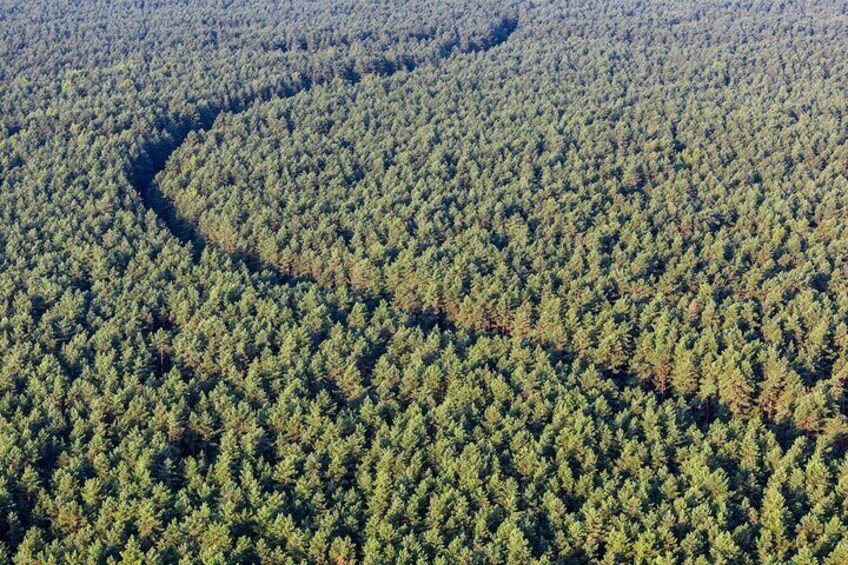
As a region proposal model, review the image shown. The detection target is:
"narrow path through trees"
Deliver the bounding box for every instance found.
[129,17,521,337]
[133,17,517,258]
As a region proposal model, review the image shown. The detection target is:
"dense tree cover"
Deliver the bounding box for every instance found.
[3,0,848,562]
[159,0,848,430]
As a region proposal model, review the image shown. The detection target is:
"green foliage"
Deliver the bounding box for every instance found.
[157,0,848,429]
[2,0,848,562]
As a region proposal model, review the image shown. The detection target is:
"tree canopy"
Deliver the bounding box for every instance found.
[2,0,848,562]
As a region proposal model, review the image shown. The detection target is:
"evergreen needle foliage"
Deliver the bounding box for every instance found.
[2,0,848,562]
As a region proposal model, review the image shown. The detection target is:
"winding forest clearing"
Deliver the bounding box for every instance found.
[3,1,848,563]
